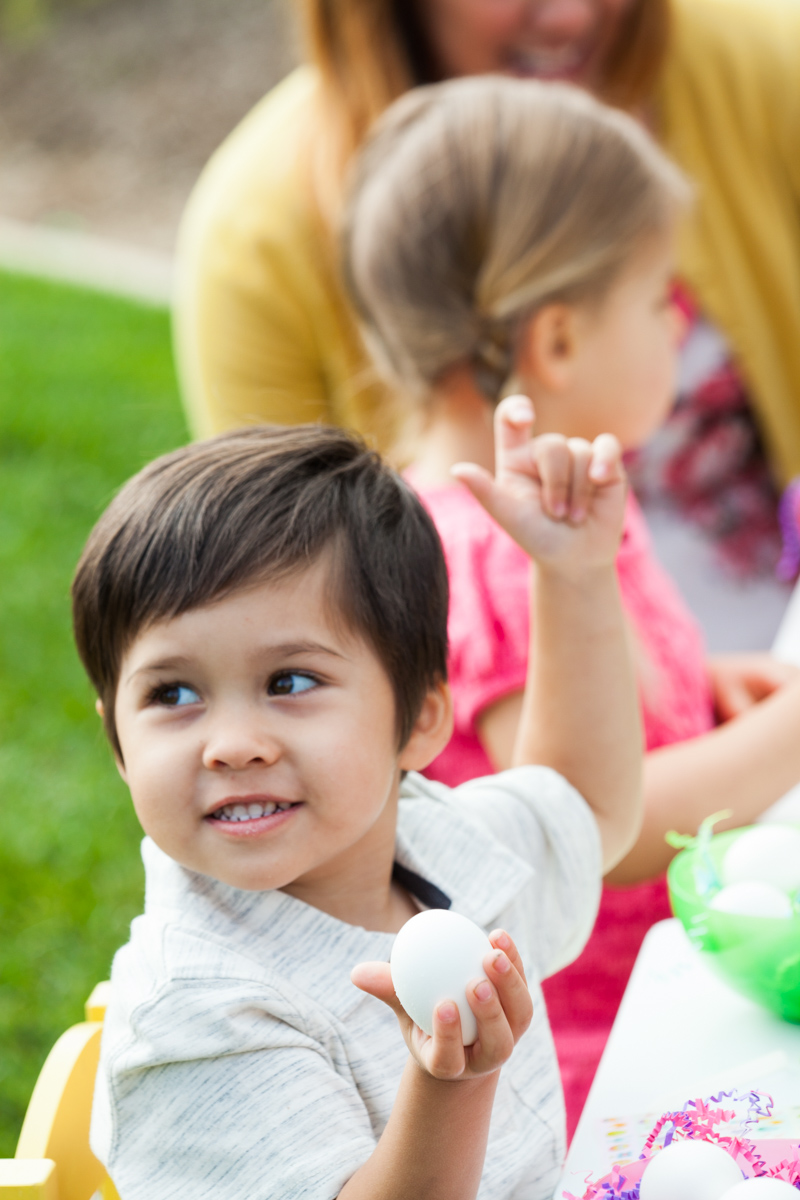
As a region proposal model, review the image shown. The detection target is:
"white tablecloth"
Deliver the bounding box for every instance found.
[556,919,800,1198]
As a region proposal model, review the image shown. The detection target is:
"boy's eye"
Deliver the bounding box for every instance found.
[268,672,318,697]
[155,684,200,707]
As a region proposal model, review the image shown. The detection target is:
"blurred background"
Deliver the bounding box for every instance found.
[0,0,297,248]
[0,0,297,1153]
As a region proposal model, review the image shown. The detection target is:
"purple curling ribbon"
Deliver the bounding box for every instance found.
[777,478,800,582]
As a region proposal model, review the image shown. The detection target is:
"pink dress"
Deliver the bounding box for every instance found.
[413,480,715,1139]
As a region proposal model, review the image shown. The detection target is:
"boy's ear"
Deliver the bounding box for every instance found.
[517,303,578,393]
[96,698,128,781]
[398,680,454,773]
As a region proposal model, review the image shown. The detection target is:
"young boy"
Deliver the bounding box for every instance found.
[73,396,641,1200]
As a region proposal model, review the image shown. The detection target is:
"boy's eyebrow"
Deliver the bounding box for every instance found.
[125,641,347,684]
[268,641,348,660]
[126,655,194,683]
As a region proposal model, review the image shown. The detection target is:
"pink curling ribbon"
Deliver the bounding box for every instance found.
[562,1090,800,1200]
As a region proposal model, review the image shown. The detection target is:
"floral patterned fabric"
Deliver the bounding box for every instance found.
[627,285,783,579]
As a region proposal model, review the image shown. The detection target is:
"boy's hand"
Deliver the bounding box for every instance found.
[451,394,626,573]
[351,930,532,1081]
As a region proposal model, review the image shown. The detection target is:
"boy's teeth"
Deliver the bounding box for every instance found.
[214,801,291,821]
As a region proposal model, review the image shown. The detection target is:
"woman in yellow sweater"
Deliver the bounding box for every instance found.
[175,0,800,493]
[174,1,800,1128]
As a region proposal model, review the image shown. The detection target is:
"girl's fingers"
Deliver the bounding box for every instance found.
[588,433,624,484]
[425,1001,467,1080]
[566,437,594,523]
[531,433,572,519]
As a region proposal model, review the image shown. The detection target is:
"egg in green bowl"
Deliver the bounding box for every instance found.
[667,824,800,1022]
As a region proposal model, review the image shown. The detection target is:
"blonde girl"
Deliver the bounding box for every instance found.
[342,75,800,1132]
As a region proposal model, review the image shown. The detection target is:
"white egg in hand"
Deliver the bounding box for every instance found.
[709,882,794,919]
[720,1179,799,1197]
[639,1139,743,1200]
[722,826,800,893]
[390,910,494,1046]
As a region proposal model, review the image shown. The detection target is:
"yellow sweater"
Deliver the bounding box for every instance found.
[175,0,800,478]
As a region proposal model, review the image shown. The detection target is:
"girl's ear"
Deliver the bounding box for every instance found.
[398,680,454,773]
[518,303,579,393]
[96,698,128,781]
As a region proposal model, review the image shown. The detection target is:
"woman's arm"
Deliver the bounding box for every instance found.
[174,220,333,439]
[479,676,800,884]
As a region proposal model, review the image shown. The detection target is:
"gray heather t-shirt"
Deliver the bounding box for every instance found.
[91,767,601,1200]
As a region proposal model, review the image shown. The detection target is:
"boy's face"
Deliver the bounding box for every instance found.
[112,556,450,899]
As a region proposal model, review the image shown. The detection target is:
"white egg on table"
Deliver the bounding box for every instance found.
[720,1179,799,1197]
[722,826,800,894]
[709,881,794,919]
[639,1139,744,1200]
[390,909,494,1046]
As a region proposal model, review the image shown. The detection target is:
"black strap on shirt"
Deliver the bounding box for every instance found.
[392,861,451,910]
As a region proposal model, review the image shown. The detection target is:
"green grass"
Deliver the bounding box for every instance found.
[0,270,188,1154]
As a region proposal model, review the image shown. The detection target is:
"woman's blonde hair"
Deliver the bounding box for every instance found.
[302,0,671,191]
[342,76,689,403]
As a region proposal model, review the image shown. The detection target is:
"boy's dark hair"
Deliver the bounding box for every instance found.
[72,425,449,758]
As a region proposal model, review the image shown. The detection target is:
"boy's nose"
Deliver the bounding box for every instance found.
[201,713,281,772]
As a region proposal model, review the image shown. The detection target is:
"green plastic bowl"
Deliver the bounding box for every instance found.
[667,825,800,1023]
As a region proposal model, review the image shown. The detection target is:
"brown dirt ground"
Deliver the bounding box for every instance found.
[0,0,299,252]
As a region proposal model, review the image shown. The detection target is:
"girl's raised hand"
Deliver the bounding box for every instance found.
[350,930,532,1082]
[451,394,626,572]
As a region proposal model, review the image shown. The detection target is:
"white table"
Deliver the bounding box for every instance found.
[556,919,800,1198]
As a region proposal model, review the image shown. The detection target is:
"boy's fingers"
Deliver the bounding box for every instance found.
[532,434,571,519]
[452,462,524,535]
[466,978,514,1069]
[450,461,497,510]
[426,1002,467,1080]
[566,437,594,523]
[588,433,624,484]
[493,394,536,480]
[483,950,533,1040]
[489,930,528,986]
[350,962,408,1023]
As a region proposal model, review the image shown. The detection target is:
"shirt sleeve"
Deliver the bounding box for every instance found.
[174,181,333,441]
[454,767,603,980]
[96,980,378,1200]
[422,491,532,736]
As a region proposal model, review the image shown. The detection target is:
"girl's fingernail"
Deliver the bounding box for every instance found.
[570,507,585,523]
[437,1002,458,1023]
[495,931,510,949]
[508,401,532,422]
[553,502,567,518]
[591,462,610,480]
[493,951,511,974]
[475,981,493,1002]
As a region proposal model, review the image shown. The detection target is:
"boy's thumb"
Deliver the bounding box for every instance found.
[450,462,497,509]
[350,961,406,1019]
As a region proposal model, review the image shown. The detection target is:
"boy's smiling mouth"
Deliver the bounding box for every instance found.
[206,796,302,836]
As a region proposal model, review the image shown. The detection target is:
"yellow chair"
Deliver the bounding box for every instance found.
[0,983,120,1200]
